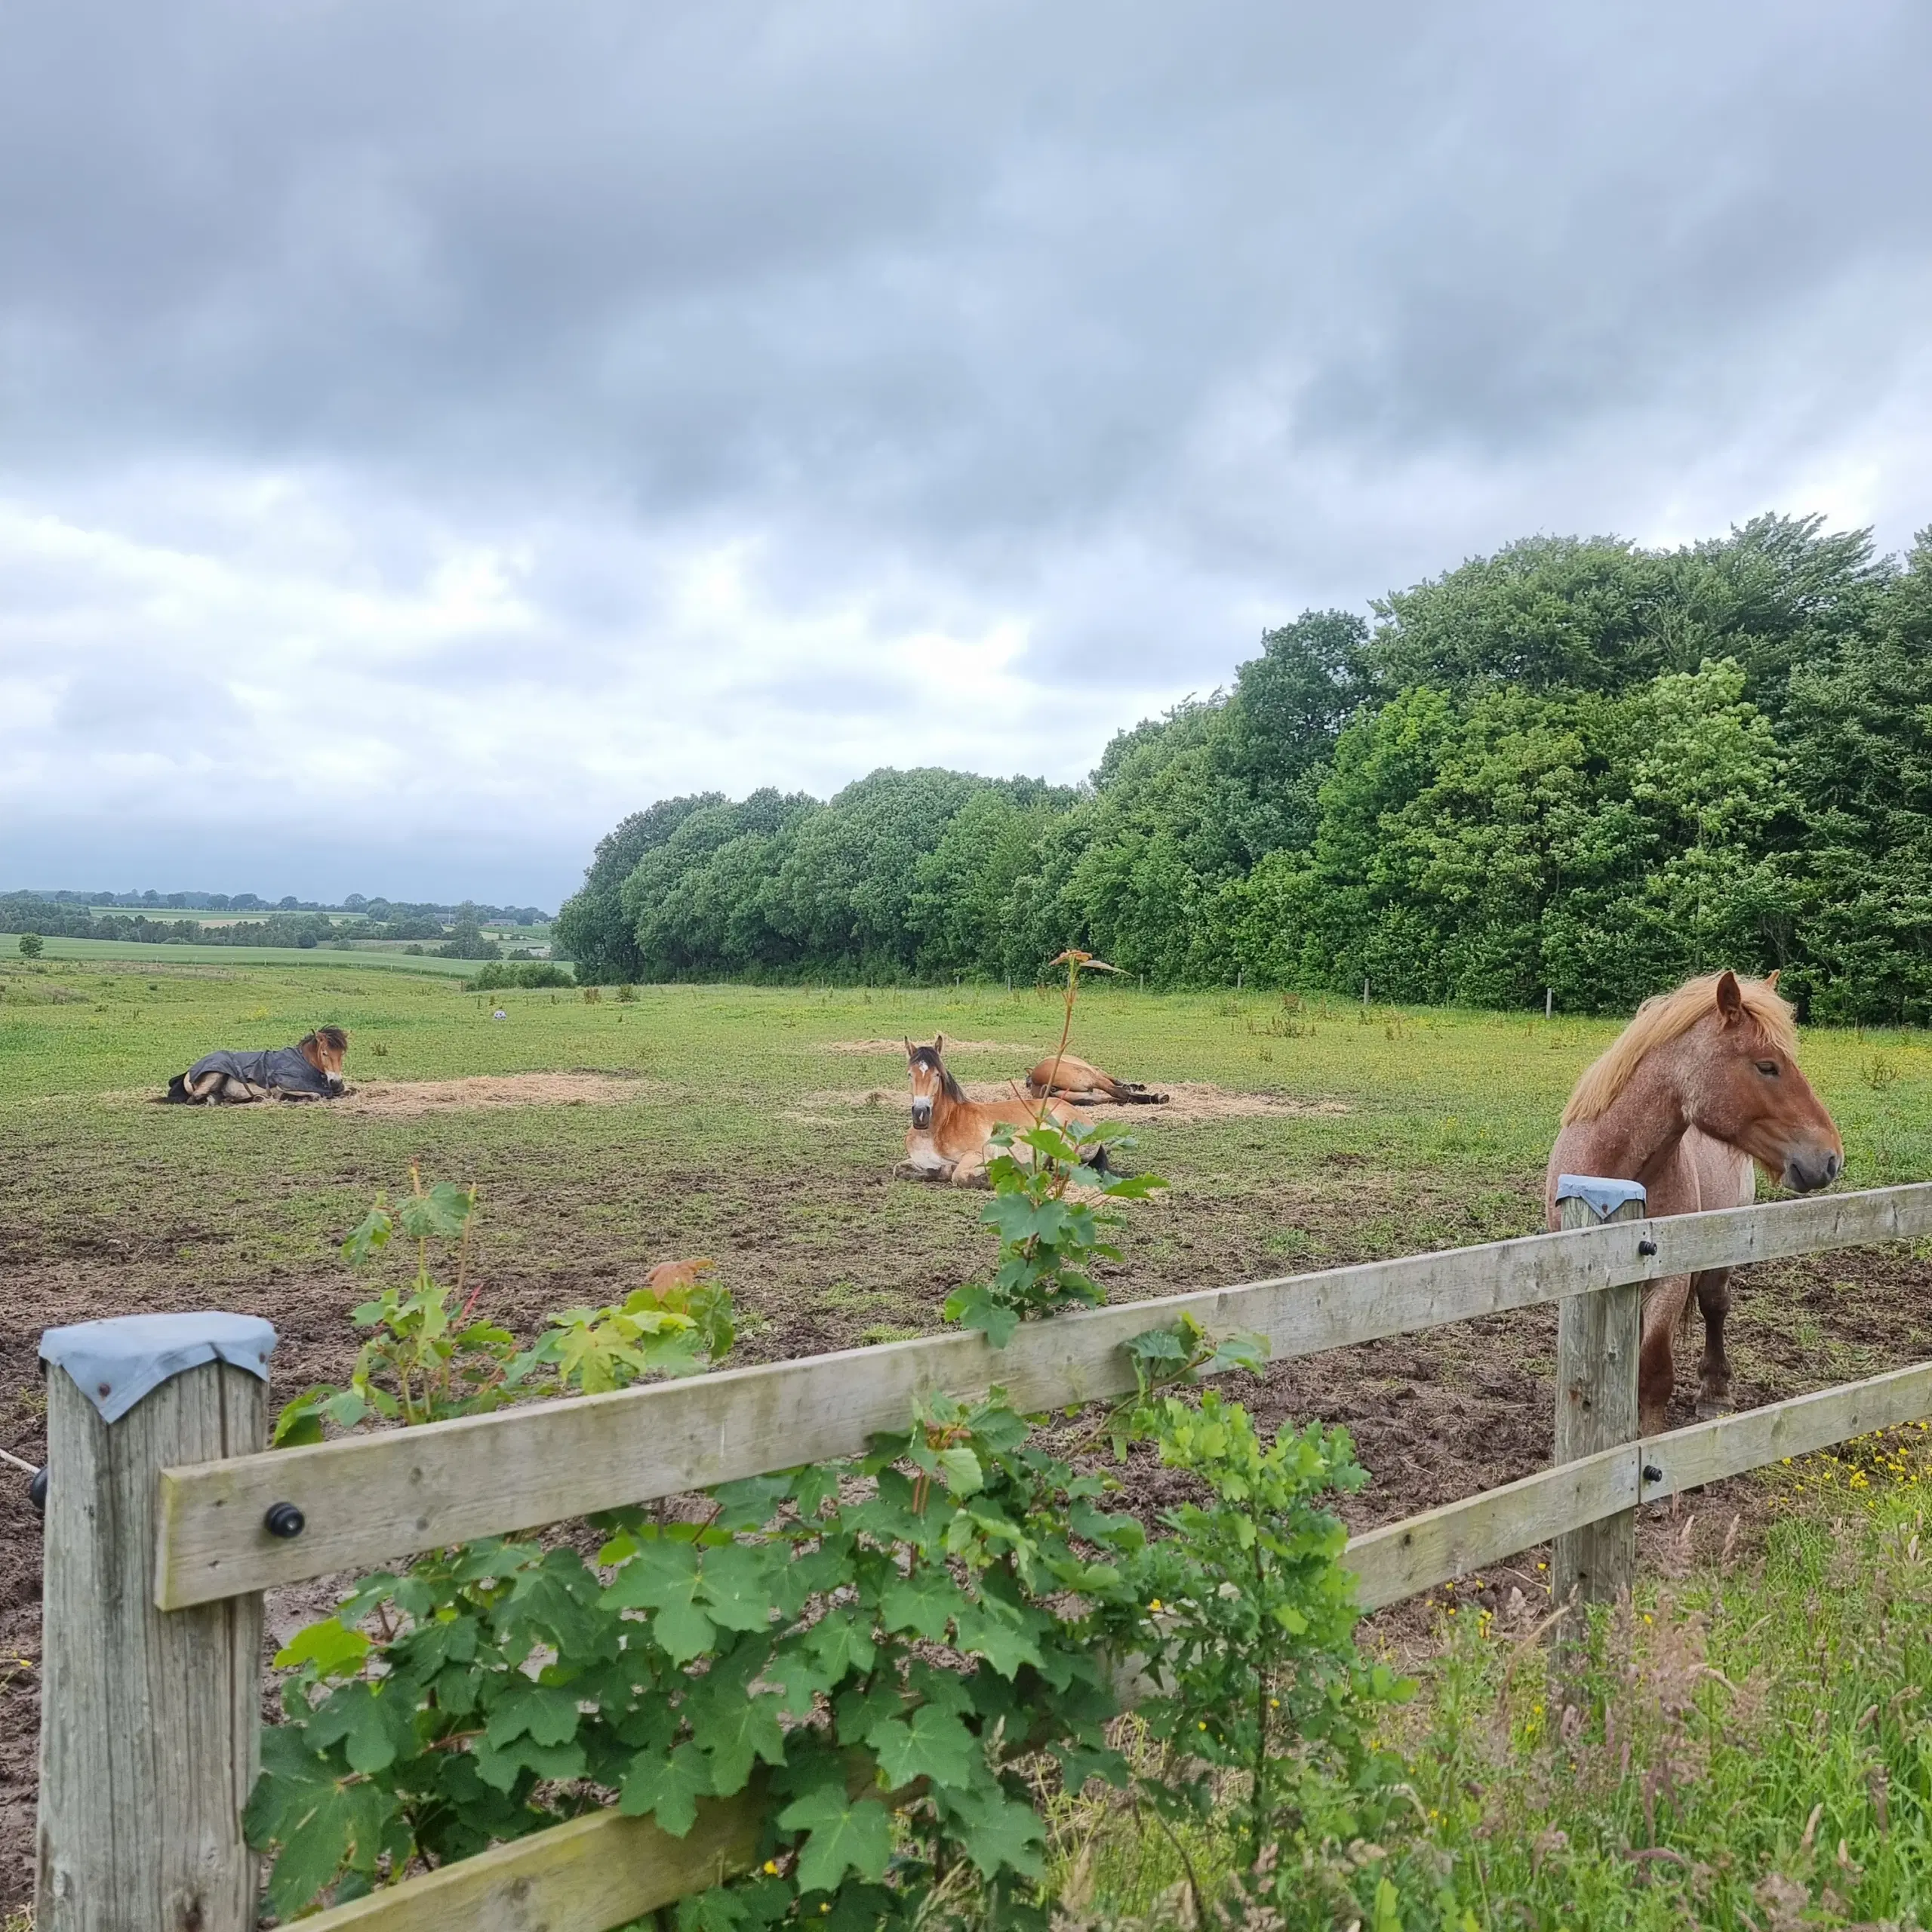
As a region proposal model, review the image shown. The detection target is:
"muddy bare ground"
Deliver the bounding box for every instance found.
[3,1160,1928,1909]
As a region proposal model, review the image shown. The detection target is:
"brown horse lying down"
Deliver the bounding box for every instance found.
[1546,971,1841,1433]
[165,1027,349,1104]
[1023,1053,1168,1105]
[902,1037,1099,1186]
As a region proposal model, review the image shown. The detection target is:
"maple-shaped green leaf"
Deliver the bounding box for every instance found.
[691,1690,786,1794]
[777,1784,894,1893]
[697,1543,781,1632]
[878,1569,971,1641]
[676,1886,750,1932]
[472,1731,589,1793]
[951,1601,1043,1678]
[619,1741,714,1837]
[484,1678,582,1750]
[304,1681,412,1775]
[707,1472,794,1532]
[395,1181,475,1239]
[866,1703,977,1790]
[804,1607,876,1679]
[340,1205,393,1265]
[248,1728,399,1917]
[274,1617,371,1678]
[1051,1737,1129,1791]
[943,1283,1020,1349]
[943,1783,1047,1879]
[604,1542,715,1661]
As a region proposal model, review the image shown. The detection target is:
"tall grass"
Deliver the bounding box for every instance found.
[1052,1431,1932,1930]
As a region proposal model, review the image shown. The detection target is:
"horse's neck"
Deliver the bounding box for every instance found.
[1570,1050,1693,1191]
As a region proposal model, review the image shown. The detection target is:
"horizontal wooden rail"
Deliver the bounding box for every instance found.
[155,1181,1932,1607]
[283,1351,1932,1932]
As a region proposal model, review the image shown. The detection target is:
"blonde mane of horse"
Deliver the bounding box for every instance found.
[1561,973,1798,1127]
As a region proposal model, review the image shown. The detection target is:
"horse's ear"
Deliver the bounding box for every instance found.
[1764,968,1780,992]
[904,1037,914,1058]
[1715,970,1744,1024]
[934,1033,944,1055]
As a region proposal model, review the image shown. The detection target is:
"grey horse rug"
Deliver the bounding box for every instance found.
[165,1048,340,1103]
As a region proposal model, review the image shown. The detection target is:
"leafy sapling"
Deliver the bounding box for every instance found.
[945,951,1168,1346]
[274,1170,731,1443]
[1128,1387,1413,1915]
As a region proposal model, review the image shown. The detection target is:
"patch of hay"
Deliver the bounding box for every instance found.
[331,1073,660,1115]
[804,1081,1349,1124]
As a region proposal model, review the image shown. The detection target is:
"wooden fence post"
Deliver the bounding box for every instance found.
[1550,1177,1647,1620]
[36,1313,277,1932]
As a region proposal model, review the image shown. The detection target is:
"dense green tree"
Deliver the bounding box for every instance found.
[556,515,1931,1019]
[555,793,724,982]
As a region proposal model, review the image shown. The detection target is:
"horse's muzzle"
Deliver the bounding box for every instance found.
[1783,1147,1842,1192]
[910,1100,932,1129]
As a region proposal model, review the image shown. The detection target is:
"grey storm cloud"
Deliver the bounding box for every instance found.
[3,0,1930,903]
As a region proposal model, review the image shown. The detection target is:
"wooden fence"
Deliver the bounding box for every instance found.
[34,1178,1932,1931]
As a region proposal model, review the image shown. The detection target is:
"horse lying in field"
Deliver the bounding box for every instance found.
[1023,1053,1168,1106]
[901,1037,1106,1186]
[164,1027,349,1104]
[1546,970,1841,1434]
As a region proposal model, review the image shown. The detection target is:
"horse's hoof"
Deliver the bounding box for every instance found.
[1694,1397,1736,1423]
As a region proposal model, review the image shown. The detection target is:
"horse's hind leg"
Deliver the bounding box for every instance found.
[1692,1267,1735,1420]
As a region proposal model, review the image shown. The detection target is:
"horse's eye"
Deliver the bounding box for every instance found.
[1755,1060,1780,1077]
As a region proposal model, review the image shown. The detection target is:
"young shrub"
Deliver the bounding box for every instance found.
[1127,1388,1412,1923]
[272,1171,731,1444]
[17,931,42,959]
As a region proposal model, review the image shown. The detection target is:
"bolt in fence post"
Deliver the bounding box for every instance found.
[1550,1179,1645,1635]
[36,1312,277,1932]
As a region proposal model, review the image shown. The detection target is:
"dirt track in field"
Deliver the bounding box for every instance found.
[4,1149,1930,1909]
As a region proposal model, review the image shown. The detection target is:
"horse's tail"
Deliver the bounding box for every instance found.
[1080,1140,1112,1177]
[163,1072,191,1103]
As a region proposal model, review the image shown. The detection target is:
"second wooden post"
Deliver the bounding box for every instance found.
[1551,1177,1647,1614]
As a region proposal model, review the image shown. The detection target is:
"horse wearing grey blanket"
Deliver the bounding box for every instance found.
[165,1027,349,1103]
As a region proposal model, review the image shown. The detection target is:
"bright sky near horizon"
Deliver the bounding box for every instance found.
[5,2,1930,908]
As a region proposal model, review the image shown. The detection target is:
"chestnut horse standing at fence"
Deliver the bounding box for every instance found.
[1546,971,1841,1435]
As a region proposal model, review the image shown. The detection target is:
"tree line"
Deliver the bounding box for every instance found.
[557,514,1932,1021]
[2,902,521,958]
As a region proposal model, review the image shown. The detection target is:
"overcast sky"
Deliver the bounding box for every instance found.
[5,0,1930,909]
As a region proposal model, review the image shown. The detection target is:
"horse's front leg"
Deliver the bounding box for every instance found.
[1637,1275,1691,1438]
[1691,1267,1735,1420]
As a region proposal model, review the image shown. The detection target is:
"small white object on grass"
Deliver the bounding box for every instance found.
[492,1008,507,1020]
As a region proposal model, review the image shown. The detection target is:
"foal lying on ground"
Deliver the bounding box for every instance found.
[1023,1053,1168,1105]
[902,1037,1103,1186]
[165,1027,349,1103]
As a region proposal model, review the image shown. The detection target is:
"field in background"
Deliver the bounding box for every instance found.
[0,933,484,974]
[5,954,1932,1909]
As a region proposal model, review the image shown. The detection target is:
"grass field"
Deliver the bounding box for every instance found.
[5,953,1932,1915]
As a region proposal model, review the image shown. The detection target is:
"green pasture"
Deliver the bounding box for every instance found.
[4,950,1932,1361]
[10,955,1932,1927]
